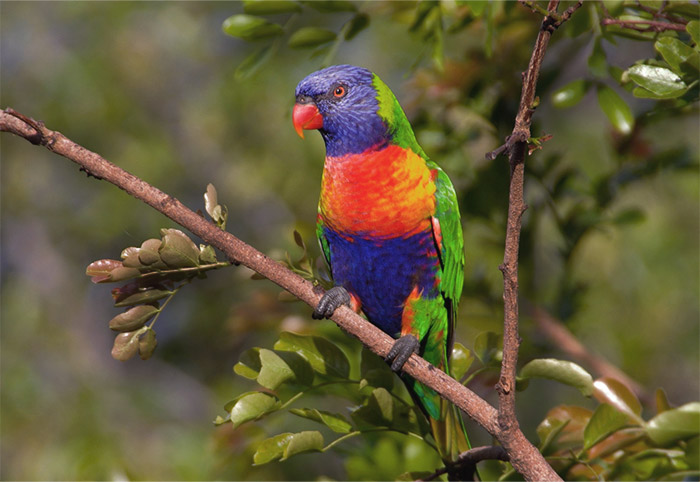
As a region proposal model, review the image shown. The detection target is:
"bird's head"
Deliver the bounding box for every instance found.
[293,64,391,157]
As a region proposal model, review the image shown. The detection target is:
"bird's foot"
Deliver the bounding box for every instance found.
[312,286,352,320]
[386,334,420,372]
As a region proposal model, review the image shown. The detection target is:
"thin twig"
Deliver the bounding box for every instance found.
[601,18,688,32]
[419,445,509,481]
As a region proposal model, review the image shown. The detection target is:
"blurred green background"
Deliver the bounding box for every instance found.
[1,2,698,480]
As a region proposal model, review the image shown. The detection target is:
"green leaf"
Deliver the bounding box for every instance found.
[108,304,159,332]
[473,331,502,366]
[647,402,700,446]
[222,14,284,41]
[655,388,672,414]
[465,0,488,17]
[253,432,294,464]
[234,347,262,379]
[655,37,698,74]
[288,27,337,49]
[520,358,594,397]
[538,417,571,456]
[626,64,688,98]
[229,391,280,428]
[275,350,315,387]
[666,2,700,19]
[159,228,200,268]
[282,430,324,460]
[289,408,353,433]
[235,348,316,390]
[583,403,629,450]
[685,436,699,469]
[537,405,592,450]
[350,387,421,432]
[243,0,301,15]
[597,85,634,135]
[687,20,700,46]
[274,332,350,378]
[450,342,474,380]
[257,348,295,390]
[369,387,393,423]
[552,79,590,108]
[253,431,325,464]
[235,44,275,81]
[588,39,608,78]
[593,377,644,425]
[301,0,356,12]
[360,348,394,391]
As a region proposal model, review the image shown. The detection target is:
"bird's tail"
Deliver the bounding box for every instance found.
[406,376,474,479]
[430,395,471,465]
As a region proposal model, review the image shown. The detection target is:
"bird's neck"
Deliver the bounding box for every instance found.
[319,144,436,238]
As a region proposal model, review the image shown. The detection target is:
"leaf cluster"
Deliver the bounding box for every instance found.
[535,379,699,481]
[219,324,699,480]
[552,2,698,135]
[85,185,230,361]
[222,0,370,79]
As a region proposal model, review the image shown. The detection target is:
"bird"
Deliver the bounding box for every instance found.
[292,64,471,474]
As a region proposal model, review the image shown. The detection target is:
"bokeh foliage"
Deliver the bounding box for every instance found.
[1,1,698,480]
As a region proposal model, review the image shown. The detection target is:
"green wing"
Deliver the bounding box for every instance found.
[316,211,332,274]
[428,161,465,356]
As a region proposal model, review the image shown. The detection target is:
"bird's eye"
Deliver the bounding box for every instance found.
[333,85,346,98]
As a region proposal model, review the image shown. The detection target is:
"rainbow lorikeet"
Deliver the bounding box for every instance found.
[293,65,470,469]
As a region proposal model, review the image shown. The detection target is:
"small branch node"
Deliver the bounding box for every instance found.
[79,166,104,180]
[485,142,508,161]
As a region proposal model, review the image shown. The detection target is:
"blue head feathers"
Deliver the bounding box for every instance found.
[295,65,389,157]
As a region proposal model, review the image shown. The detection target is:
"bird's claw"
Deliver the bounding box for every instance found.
[386,334,420,372]
[312,286,351,320]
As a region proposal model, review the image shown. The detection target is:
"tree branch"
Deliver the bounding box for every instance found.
[490,1,578,480]
[1,107,559,480]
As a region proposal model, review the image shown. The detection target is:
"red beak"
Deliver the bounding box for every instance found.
[293,103,323,139]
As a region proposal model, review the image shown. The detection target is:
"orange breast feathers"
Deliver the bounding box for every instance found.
[319,144,437,237]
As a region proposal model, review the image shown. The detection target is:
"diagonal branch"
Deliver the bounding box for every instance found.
[0,107,559,480]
